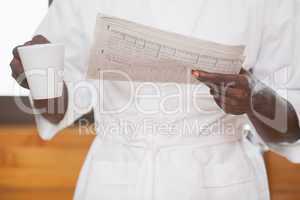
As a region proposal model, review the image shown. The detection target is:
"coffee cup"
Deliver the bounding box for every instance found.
[18,43,65,100]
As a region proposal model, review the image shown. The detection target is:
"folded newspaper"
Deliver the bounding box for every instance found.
[87,14,245,84]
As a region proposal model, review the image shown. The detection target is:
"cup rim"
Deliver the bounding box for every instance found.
[18,43,64,51]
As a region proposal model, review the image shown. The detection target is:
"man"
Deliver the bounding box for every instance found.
[10,0,300,199]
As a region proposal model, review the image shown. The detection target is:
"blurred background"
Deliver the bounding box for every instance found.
[0,0,300,199]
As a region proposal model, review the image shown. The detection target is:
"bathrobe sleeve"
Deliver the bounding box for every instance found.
[247,0,300,163]
[31,0,94,140]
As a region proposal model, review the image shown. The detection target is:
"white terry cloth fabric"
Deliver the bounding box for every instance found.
[29,0,300,199]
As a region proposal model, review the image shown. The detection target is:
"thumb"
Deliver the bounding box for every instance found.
[31,35,50,45]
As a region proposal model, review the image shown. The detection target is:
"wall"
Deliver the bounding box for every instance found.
[0,0,48,96]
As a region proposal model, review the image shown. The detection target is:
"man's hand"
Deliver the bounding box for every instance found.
[192,69,300,143]
[10,35,68,124]
[192,69,253,115]
[10,35,50,89]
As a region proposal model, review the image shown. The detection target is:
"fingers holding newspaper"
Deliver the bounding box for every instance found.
[192,69,253,115]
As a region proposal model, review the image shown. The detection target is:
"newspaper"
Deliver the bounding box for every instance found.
[87,14,245,84]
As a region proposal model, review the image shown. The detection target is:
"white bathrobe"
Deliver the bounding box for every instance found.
[32,0,300,199]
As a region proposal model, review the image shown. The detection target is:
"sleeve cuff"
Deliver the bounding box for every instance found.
[268,141,300,163]
[30,81,93,140]
[245,116,300,164]
[276,88,300,127]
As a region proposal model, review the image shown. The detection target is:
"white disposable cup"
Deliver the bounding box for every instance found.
[18,44,65,100]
